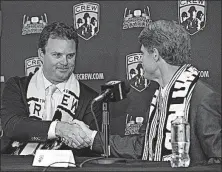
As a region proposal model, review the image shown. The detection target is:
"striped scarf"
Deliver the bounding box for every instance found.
[9,67,80,155]
[27,67,80,121]
[142,64,199,161]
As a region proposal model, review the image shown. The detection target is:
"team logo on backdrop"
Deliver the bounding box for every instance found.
[178,0,206,35]
[126,53,150,92]
[73,2,100,40]
[123,6,152,29]
[25,57,42,76]
[22,13,48,35]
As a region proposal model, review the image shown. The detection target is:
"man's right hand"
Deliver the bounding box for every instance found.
[55,121,91,149]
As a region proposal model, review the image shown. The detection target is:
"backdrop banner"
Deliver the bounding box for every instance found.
[1,1,221,135]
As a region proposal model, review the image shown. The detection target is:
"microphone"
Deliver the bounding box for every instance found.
[93,81,130,102]
[90,81,130,163]
[93,89,112,102]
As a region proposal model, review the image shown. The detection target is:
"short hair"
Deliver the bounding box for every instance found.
[196,11,203,19]
[188,6,197,13]
[83,13,90,20]
[77,18,83,24]
[91,17,96,23]
[181,12,188,18]
[138,20,191,66]
[136,63,143,70]
[130,69,136,74]
[38,22,79,54]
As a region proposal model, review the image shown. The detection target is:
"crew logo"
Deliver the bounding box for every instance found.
[73,2,100,40]
[25,57,42,76]
[22,13,48,35]
[126,53,150,92]
[178,0,207,35]
[123,6,152,29]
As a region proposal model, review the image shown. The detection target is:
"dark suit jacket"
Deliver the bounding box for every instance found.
[1,74,102,155]
[92,80,221,165]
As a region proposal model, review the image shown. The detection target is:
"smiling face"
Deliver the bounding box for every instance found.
[39,38,76,84]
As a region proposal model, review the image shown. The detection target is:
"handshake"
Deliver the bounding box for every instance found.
[54,120,96,149]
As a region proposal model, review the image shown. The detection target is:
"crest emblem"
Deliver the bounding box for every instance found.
[178,0,207,35]
[22,13,48,35]
[126,53,150,92]
[123,6,152,29]
[73,2,100,40]
[25,57,42,76]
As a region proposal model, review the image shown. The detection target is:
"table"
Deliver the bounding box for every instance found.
[1,154,221,172]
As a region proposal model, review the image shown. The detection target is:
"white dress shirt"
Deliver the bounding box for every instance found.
[42,73,97,146]
[42,74,66,139]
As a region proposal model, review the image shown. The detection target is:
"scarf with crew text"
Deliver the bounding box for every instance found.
[142,64,199,161]
[27,67,80,122]
[9,67,80,155]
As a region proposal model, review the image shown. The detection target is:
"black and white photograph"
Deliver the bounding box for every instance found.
[0,1,221,171]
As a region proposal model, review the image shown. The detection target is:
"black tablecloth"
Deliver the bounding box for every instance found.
[1,154,221,172]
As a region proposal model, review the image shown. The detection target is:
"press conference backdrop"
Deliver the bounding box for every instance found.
[1,1,221,135]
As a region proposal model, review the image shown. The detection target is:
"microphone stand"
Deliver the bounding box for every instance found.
[102,100,110,158]
[91,99,126,164]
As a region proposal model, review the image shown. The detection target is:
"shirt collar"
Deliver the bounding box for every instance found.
[56,82,66,93]
[41,70,66,92]
[42,73,52,90]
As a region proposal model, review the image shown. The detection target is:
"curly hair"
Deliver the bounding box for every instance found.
[38,22,79,54]
[138,20,191,66]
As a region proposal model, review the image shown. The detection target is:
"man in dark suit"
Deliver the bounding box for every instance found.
[1,22,102,155]
[74,20,221,165]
